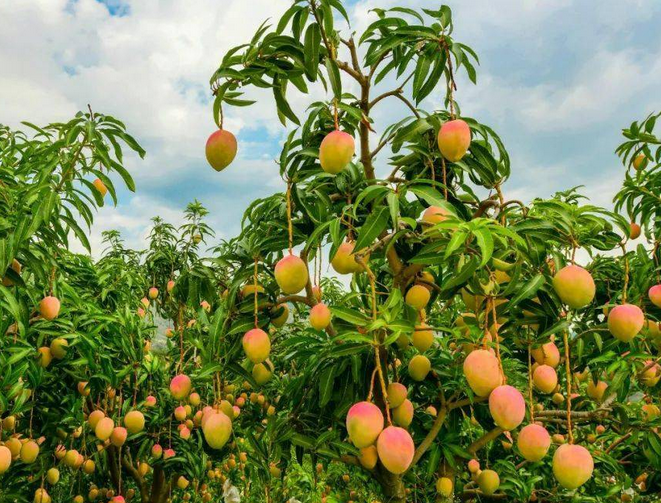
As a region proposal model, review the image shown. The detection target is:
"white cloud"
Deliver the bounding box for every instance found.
[1,0,660,258]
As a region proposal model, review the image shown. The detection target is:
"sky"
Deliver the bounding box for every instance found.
[1,0,660,256]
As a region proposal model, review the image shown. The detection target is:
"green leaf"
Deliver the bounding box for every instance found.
[354,206,389,251]
[325,58,342,99]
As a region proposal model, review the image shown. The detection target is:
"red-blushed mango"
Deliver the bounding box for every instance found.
[20,440,39,463]
[387,382,408,409]
[346,402,384,448]
[95,417,114,441]
[552,443,593,489]
[408,355,431,381]
[151,444,163,459]
[0,446,11,473]
[376,426,415,474]
[412,324,434,352]
[88,410,105,430]
[421,205,451,225]
[468,459,480,473]
[170,374,192,400]
[124,410,145,434]
[587,380,608,402]
[242,328,271,364]
[533,365,558,394]
[50,338,68,359]
[145,395,157,407]
[163,448,175,459]
[608,304,644,342]
[649,285,661,308]
[489,385,525,431]
[405,285,430,311]
[34,488,51,503]
[630,222,641,239]
[319,130,355,174]
[478,469,500,495]
[93,178,107,197]
[148,287,158,299]
[553,265,595,309]
[203,412,232,449]
[436,477,453,497]
[517,424,551,461]
[358,445,378,470]
[252,362,273,385]
[531,341,560,368]
[167,280,175,292]
[271,304,289,327]
[437,119,471,162]
[463,349,502,397]
[110,427,127,447]
[309,303,332,330]
[39,296,61,321]
[274,254,308,294]
[206,129,237,172]
[633,153,648,170]
[392,399,414,428]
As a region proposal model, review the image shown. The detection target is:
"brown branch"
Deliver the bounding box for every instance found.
[467,427,503,455]
[410,406,448,468]
[472,197,500,219]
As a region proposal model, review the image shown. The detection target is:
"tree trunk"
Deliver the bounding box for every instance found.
[378,469,406,503]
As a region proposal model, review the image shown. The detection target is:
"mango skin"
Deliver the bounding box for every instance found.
[309,303,332,330]
[376,426,415,474]
[533,365,558,394]
[124,410,145,434]
[274,254,309,294]
[552,444,594,489]
[608,304,644,342]
[392,399,414,428]
[412,324,434,352]
[205,129,237,172]
[437,119,471,162]
[346,401,384,448]
[517,424,551,461]
[202,412,232,449]
[405,285,430,310]
[387,382,408,409]
[242,328,271,364]
[478,469,500,496]
[649,285,661,308]
[552,265,595,309]
[40,296,61,321]
[463,349,502,397]
[170,374,192,400]
[421,205,450,225]
[408,355,431,381]
[319,130,355,174]
[358,445,378,470]
[488,385,525,431]
[531,341,560,368]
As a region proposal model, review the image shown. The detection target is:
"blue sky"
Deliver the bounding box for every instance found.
[1,0,660,254]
